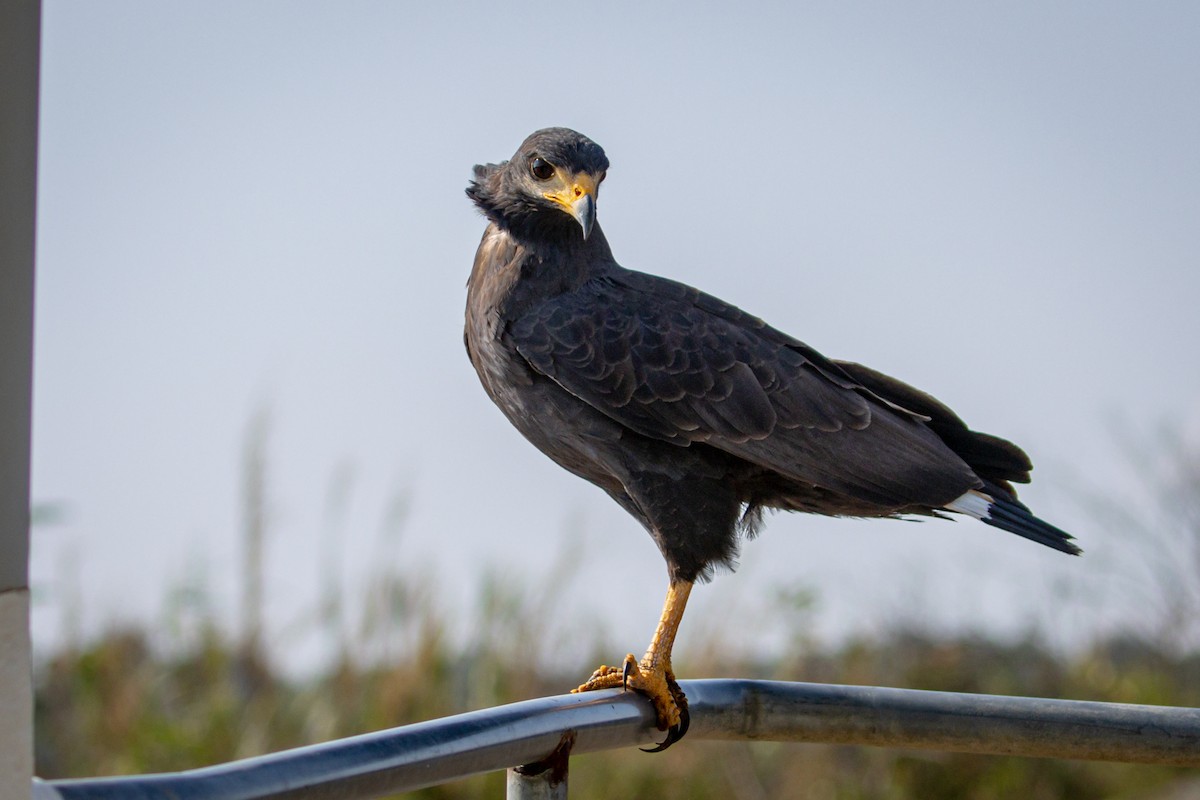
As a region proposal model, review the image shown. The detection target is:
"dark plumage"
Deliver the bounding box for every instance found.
[464,127,1079,748]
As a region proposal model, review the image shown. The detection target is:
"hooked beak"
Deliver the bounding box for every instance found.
[544,173,599,240]
[570,193,596,240]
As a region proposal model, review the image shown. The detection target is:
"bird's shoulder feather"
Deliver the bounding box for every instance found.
[507,267,982,509]
[508,268,880,444]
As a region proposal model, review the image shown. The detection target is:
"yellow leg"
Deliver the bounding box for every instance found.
[640,579,691,681]
[573,579,693,748]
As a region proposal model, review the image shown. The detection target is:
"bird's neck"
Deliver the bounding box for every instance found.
[470,222,614,312]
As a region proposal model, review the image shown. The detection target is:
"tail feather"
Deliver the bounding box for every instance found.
[945,485,1081,556]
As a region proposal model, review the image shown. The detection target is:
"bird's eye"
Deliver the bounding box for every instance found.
[530,157,555,181]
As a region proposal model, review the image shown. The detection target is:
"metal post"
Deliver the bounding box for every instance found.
[506,731,574,800]
[506,767,569,800]
[0,2,41,799]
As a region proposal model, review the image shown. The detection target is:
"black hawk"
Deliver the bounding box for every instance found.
[464,127,1079,749]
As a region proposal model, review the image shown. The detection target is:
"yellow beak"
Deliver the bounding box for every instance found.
[544,173,599,239]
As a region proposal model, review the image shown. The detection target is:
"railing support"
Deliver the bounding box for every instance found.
[506,730,574,800]
[506,768,568,800]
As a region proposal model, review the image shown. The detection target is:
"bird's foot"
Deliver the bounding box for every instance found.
[573,654,689,751]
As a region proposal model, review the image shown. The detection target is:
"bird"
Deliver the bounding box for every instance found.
[463,127,1080,750]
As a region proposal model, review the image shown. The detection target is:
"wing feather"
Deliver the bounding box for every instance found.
[510,270,978,508]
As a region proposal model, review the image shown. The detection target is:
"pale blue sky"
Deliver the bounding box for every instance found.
[30,2,1200,669]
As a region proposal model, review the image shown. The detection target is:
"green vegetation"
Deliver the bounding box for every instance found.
[33,423,1200,798]
[33,610,1200,798]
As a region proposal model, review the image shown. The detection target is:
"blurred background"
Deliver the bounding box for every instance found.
[29,2,1200,797]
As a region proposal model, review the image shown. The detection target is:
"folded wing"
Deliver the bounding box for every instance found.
[510,270,983,510]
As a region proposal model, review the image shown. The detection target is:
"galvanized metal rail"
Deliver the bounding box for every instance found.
[34,679,1200,799]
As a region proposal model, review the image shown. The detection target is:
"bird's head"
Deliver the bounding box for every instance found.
[467,128,610,244]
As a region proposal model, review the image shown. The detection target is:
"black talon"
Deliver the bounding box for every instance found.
[641,732,675,753]
[639,679,690,752]
[675,701,691,740]
[641,712,687,752]
[641,719,684,751]
[621,658,633,691]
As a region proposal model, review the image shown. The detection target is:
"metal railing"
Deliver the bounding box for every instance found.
[33,679,1200,799]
